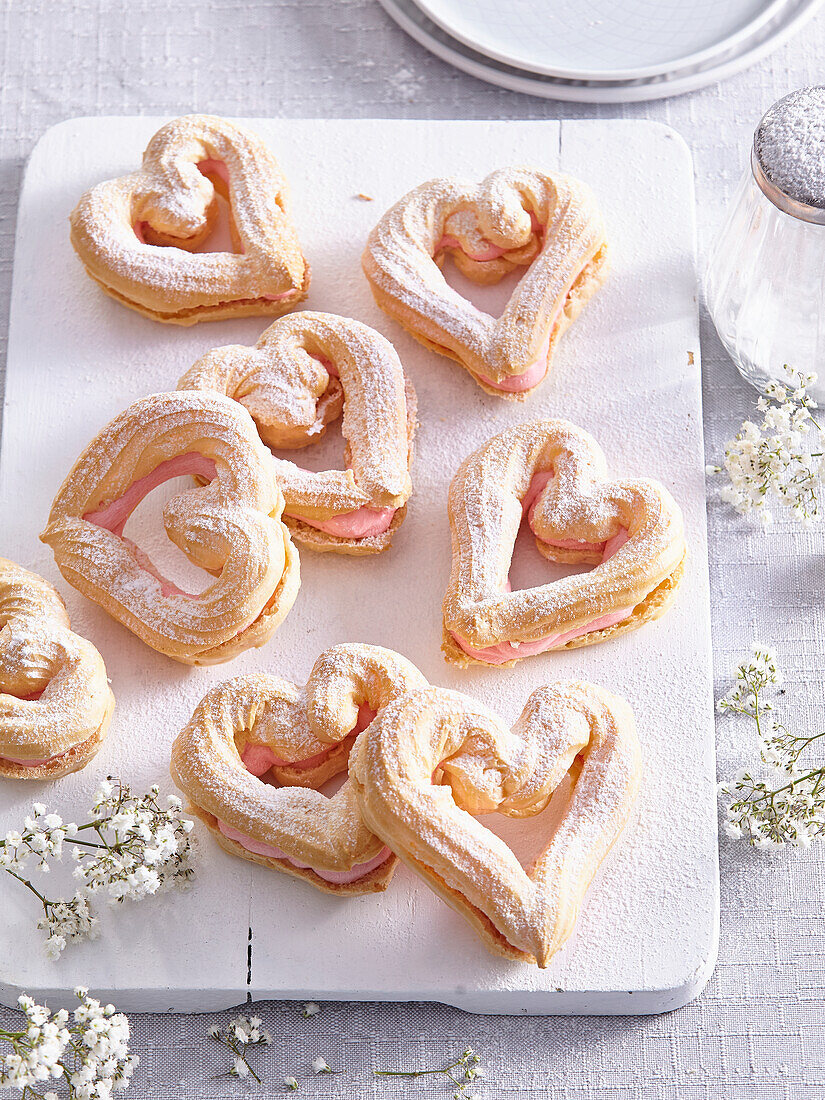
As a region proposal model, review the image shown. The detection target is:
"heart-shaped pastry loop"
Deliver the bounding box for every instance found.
[70,114,309,324]
[169,644,429,894]
[177,311,416,554]
[349,682,641,965]
[0,558,115,780]
[40,391,300,665]
[442,419,686,666]
[362,167,607,397]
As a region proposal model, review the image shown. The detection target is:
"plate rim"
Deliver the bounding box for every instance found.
[411,0,789,80]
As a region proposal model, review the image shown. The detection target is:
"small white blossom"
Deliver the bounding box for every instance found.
[209,1014,269,1083]
[283,1076,299,1091]
[301,1002,320,1018]
[311,1056,330,1074]
[37,893,99,957]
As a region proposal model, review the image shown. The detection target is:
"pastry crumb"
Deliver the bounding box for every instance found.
[355,192,374,201]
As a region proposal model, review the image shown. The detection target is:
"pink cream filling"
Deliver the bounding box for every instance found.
[216,820,392,884]
[83,452,219,599]
[281,356,398,540]
[0,751,65,768]
[221,704,386,883]
[240,705,376,776]
[132,159,297,302]
[291,506,396,539]
[451,470,633,664]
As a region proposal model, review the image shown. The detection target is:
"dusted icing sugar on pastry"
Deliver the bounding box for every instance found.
[349,681,641,965]
[0,558,115,780]
[169,643,429,895]
[40,391,300,665]
[177,311,416,555]
[362,167,607,398]
[442,419,686,667]
[70,114,309,324]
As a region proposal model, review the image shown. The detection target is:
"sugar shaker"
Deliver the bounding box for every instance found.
[705,86,825,405]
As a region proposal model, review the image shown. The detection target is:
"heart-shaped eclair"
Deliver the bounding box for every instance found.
[170,643,428,894]
[177,312,416,554]
[40,391,300,665]
[0,558,115,780]
[362,167,607,397]
[349,681,640,964]
[443,420,685,667]
[70,114,309,324]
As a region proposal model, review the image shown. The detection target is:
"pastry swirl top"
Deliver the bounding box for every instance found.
[70,114,309,324]
[443,419,686,665]
[349,681,641,965]
[0,557,114,777]
[170,644,428,886]
[177,311,415,524]
[40,391,299,665]
[362,167,607,395]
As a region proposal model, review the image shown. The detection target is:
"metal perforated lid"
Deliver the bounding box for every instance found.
[753,86,825,225]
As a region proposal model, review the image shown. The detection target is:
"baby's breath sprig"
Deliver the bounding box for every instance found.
[0,986,137,1099]
[706,366,825,526]
[374,1046,484,1099]
[208,1016,271,1083]
[718,643,825,847]
[0,778,196,959]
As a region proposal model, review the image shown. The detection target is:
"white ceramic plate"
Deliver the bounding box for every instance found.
[412,0,788,80]
[379,0,824,103]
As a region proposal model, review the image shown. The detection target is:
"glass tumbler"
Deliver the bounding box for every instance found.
[705,86,825,406]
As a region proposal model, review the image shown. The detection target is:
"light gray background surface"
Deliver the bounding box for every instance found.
[0,1,823,1096]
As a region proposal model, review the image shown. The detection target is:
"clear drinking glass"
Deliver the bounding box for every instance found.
[705,86,825,406]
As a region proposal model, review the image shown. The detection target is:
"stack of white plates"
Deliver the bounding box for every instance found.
[378,0,824,102]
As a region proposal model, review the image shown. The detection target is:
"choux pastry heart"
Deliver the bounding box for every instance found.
[0,558,114,780]
[41,391,300,665]
[70,114,309,324]
[363,167,606,397]
[442,419,685,666]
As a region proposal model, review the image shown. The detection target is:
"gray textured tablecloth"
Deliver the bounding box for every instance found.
[2,2,825,1096]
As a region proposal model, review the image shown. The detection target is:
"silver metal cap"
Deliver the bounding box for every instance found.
[753,86,825,225]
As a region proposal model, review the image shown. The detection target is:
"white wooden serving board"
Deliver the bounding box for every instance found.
[0,118,718,1014]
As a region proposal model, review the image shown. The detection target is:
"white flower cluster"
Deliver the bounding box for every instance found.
[39,895,99,961]
[707,368,824,526]
[718,643,825,847]
[0,778,197,959]
[208,1015,271,1082]
[0,987,137,1100]
[73,780,196,904]
[0,806,76,873]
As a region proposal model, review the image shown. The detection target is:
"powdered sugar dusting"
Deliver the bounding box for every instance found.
[362,167,607,392]
[40,391,299,663]
[169,645,427,874]
[0,557,113,766]
[443,419,686,659]
[350,682,641,964]
[177,311,415,531]
[69,114,308,321]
